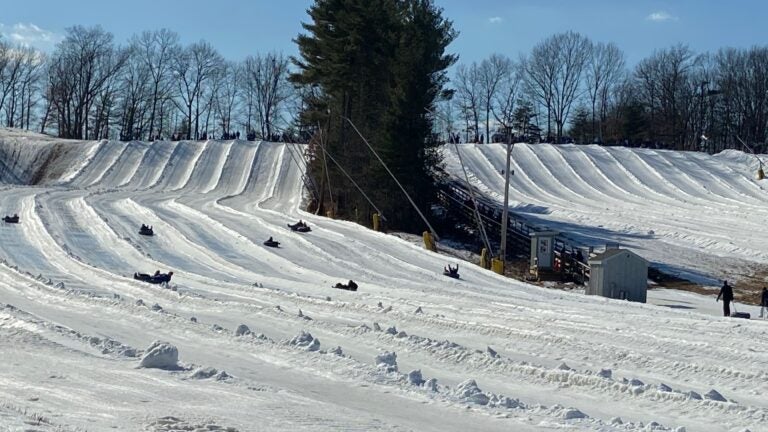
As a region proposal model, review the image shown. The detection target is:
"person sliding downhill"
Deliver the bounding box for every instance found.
[333,280,358,291]
[443,264,459,278]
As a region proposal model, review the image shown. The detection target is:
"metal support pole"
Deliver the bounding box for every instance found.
[344,116,438,241]
[499,132,513,264]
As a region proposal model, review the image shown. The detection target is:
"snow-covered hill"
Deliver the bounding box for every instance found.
[443,143,768,284]
[1,131,767,431]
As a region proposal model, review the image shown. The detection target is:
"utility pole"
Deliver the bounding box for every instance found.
[698,80,707,152]
[499,126,513,268]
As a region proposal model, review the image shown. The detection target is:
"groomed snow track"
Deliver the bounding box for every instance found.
[1,131,767,431]
[443,142,768,284]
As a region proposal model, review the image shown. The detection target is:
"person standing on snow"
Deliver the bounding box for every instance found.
[760,287,768,319]
[716,280,734,317]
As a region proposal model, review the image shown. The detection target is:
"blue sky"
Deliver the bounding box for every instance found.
[1,0,765,65]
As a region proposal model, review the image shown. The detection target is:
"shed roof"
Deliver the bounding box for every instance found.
[588,248,648,264]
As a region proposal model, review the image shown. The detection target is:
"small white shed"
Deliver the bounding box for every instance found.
[587,249,648,303]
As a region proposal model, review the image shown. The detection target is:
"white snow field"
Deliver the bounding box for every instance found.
[1,130,767,431]
[443,143,768,285]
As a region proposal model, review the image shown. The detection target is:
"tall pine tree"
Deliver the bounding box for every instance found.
[291,0,457,232]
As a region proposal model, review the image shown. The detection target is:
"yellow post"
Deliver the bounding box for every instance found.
[372,213,380,231]
[423,231,436,252]
[758,167,765,180]
[491,258,504,275]
[480,248,489,269]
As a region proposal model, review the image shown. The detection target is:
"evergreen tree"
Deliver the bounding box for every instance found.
[569,106,591,144]
[291,0,457,232]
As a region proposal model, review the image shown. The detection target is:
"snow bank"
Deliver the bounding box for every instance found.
[407,369,424,386]
[187,366,232,381]
[287,331,320,352]
[452,379,489,405]
[234,324,251,336]
[139,341,180,370]
[374,351,398,372]
[548,405,588,420]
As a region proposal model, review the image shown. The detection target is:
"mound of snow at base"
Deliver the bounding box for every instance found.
[187,366,232,381]
[139,340,180,370]
[548,405,588,420]
[234,324,251,336]
[374,351,398,372]
[287,331,320,352]
[452,379,489,405]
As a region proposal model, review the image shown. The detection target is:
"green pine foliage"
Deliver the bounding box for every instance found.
[291,0,457,232]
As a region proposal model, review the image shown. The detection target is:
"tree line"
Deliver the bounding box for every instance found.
[1,25,766,154]
[0,27,296,142]
[445,31,768,153]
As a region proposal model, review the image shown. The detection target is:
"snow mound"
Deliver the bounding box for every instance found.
[425,378,438,392]
[188,367,232,381]
[488,394,522,409]
[374,351,398,372]
[704,389,727,402]
[452,379,489,405]
[549,404,588,420]
[486,346,499,358]
[686,391,702,400]
[145,415,238,431]
[234,324,251,336]
[287,331,320,352]
[407,369,424,386]
[139,341,180,370]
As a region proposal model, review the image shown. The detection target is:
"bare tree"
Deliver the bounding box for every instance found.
[454,62,481,142]
[634,44,699,149]
[2,46,44,129]
[478,54,512,142]
[524,31,591,142]
[132,29,179,140]
[172,41,223,139]
[214,61,241,137]
[585,42,625,142]
[46,26,128,139]
[492,59,522,133]
[242,52,291,139]
[115,44,151,140]
[550,32,591,142]
[0,41,26,122]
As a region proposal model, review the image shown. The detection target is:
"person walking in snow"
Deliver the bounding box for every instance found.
[760,287,768,319]
[716,280,734,317]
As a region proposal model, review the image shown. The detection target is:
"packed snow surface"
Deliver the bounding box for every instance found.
[1,130,767,431]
